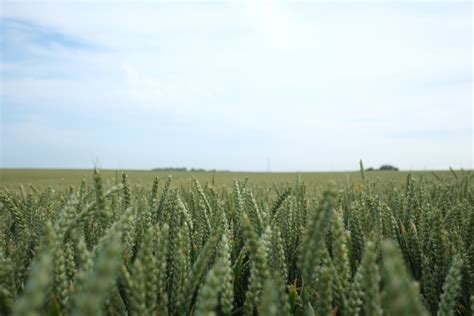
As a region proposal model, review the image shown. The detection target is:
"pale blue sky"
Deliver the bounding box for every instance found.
[0,1,472,171]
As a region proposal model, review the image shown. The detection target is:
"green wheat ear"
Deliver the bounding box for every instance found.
[437,255,463,316]
[71,231,122,316]
[242,213,270,316]
[381,240,428,316]
[359,160,366,181]
[121,172,131,208]
[361,241,382,316]
[0,258,16,315]
[300,190,336,293]
[12,222,55,316]
[194,261,222,316]
[317,264,333,316]
[260,279,279,316]
[217,233,234,315]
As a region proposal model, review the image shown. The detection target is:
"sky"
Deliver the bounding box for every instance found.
[0,1,472,171]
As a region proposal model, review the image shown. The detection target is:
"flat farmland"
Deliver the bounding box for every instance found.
[0,168,452,189]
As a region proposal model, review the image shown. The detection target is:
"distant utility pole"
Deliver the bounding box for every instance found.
[266,157,271,172]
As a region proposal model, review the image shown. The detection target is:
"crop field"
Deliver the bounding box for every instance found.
[0,168,473,315]
[0,168,454,189]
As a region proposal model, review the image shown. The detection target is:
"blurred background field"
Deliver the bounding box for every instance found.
[0,168,456,189]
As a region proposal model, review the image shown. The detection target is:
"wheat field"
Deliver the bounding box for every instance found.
[0,168,454,188]
[0,169,472,315]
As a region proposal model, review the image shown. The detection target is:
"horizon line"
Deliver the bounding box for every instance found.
[0,167,471,173]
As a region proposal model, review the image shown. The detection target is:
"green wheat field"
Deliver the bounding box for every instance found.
[0,168,451,188]
[0,168,472,315]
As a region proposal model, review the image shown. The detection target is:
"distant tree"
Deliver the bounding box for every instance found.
[152,167,230,172]
[190,168,206,172]
[366,167,375,171]
[152,167,188,172]
[379,164,399,171]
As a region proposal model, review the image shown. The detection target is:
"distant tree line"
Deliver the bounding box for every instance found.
[152,167,229,172]
[366,164,399,171]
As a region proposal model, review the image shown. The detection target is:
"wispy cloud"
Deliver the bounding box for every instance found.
[1,18,98,59]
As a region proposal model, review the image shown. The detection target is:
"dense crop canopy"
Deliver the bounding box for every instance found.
[0,170,473,315]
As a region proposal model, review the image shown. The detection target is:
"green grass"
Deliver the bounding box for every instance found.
[0,168,453,189]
